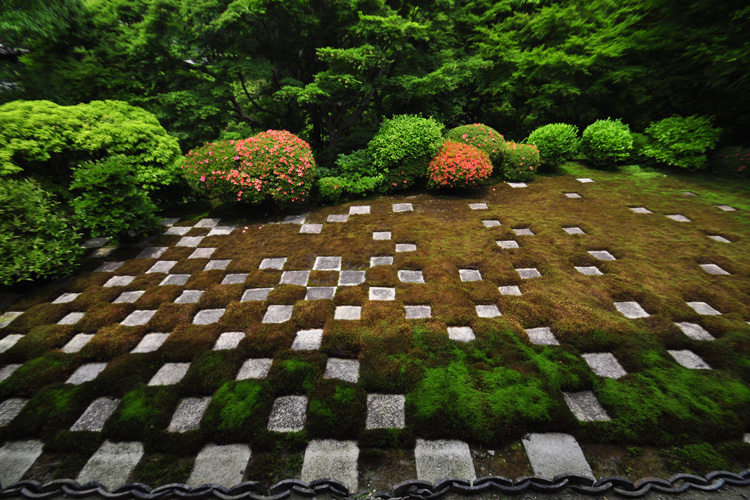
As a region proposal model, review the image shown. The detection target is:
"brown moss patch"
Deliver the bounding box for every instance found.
[149,303,199,331]
[245,270,281,287]
[135,286,181,309]
[5,303,69,333]
[170,258,206,274]
[320,322,362,358]
[243,323,296,357]
[267,285,306,305]
[333,285,366,305]
[292,300,334,329]
[160,324,220,361]
[76,303,135,332]
[197,284,243,309]
[218,302,265,331]
[80,325,146,361]
[6,325,76,360]
[185,271,224,289]
[308,271,339,286]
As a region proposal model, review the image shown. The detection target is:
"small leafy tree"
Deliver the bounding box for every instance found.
[527,123,579,171]
[581,119,633,169]
[643,115,721,170]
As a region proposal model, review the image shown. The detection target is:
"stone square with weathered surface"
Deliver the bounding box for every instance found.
[349,205,370,214]
[305,287,336,300]
[175,290,204,303]
[0,398,28,427]
[482,219,501,227]
[167,397,212,432]
[313,256,342,271]
[58,312,85,325]
[563,391,611,421]
[498,285,522,296]
[366,394,405,429]
[236,358,273,380]
[630,206,653,214]
[301,440,359,491]
[177,236,205,247]
[262,305,294,324]
[393,203,413,212]
[148,363,190,386]
[700,263,730,275]
[563,226,585,235]
[614,301,649,318]
[62,333,94,353]
[405,305,432,319]
[260,257,287,269]
[193,308,225,324]
[475,304,501,318]
[136,247,168,259]
[189,247,216,258]
[53,292,80,304]
[669,350,711,369]
[204,259,231,271]
[221,273,248,285]
[523,433,593,479]
[459,269,482,282]
[147,260,177,273]
[71,397,120,432]
[369,287,396,301]
[300,223,323,234]
[447,326,475,342]
[280,270,310,286]
[334,305,361,320]
[666,214,691,222]
[268,395,307,432]
[292,329,324,350]
[103,275,135,287]
[687,301,721,315]
[415,439,476,483]
[525,327,559,345]
[187,443,251,487]
[339,270,366,286]
[589,250,616,260]
[161,273,191,286]
[324,358,360,383]
[398,270,425,283]
[516,267,541,279]
[113,290,145,303]
[370,256,394,267]
[131,333,170,353]
[373,231,392,240]
[241,288,273,302]
[581,353,627,379]
[213,331,245,350]
[675,322,715,341]
[327,214,349,222]
[575,266,603,276]
[513,228,535,236]
[66,363,108,385]
[469,203,488,210]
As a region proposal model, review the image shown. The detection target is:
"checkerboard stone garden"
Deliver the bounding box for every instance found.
[0,172,748,492]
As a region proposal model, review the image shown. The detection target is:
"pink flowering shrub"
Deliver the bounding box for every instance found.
[182,130,316,205]
[503,142,540,182]
[444,124,507,170]
[427,141,493,189]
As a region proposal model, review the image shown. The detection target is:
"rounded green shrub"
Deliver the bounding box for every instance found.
[427,140,493,189]
[181,140,243,203]
[0,179,83,286]
[581,118,633,169]
[526,123,579,170]
[444,124,506,169]
[503,142,540,182]
[367,114,444,193]
[643,115,721,170]
[316,149,383,204]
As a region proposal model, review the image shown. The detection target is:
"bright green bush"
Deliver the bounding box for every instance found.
[503,142,540,182]
[710,146,750,178]
[316,149,383,204]
[643,115,721,170]
[71,156,159,242]
[581,118,633,169]
[427,140,493,189]
[367,114,444,193]
[444,124,506,169]
[181,140,243,203]
[0,179,83,286]
[526,123,579,170]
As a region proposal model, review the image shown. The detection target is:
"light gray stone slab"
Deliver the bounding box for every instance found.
[681,191,697,196]
[95,261,124,272]
[507,182,527,188]
[373,231,392,240]
[476,304,501,318]
[717,205,736,212]
[314,256,342,271]
[499,286,522,296]
[208,226,235,236]
[349,205,370,215]
[370,256,394,267]
[700,263,730,275]
[0,334,23,353]
[687,301,721,315]
[177,236,205,247]
[415,439,476,483]
[301,440,359,491]
[577,178,594,183]
[160,217,179,226]
[675,322,715,341]
[148,363,190,386]
[121,310,156,326]
[581,353,627,379]
[66,363,107,385]
[396,243,417,252]
[516,268,541,279]
[136,247,168,259]
[399,270,425,283]
[165,226,191,236]
[523,433,593,479]
[0,440,44,485]
[53,292,80,304]
[0,312,23,329]
[58,312,85,325]
[175,290,203,304]
[147,261,177,274]
[292,329,323,350]
[205,259,231,271]
[575,266,603,276]
[305,287,336,300]
[459,269,482,282]
[300,224,322,234]
[469,203,488,210]
[280,270,310,286]
[393,203,413,212]
[448,326,475,342]
[260,257,287,270]
[131,333,169,353]
[563,391,611,421]
[366,394,405,429]
[327,214,349,222]
[221,273,248,285]
[324,359,359,383]
[669,350,711,369]
[236,359,273,380]
[482,220,501,228]
[0,364,22,382]
[114,290,145,304]
[0,398,28,426]
[188,443,251,487]
[666,214,691,222]
[71,397,120,432]
[369,287,396,301]
[614,301,649,319]
[283,215,306,225]
[62,333,94,353]
[707,235,731,243]
[629,206,652,214]
[89,246,117,258]
[193,308,225,324]
[268,395,307,432]
[77,441,144,489]
[513,228,535,236]
[194,218,221,228]
[563,227,585,235]
[82,237,110,249]
[189,247,217,259]
[168,397,211,432]
[589,250,615,261]
[525,327,559,345]
[160,274,190,286]
[339,271,366,286]
[213,331,245,350]
[565,192,582,199]
[405,305,431,319]
[241,288,273,302]
[262,305,293,324]
[496,240,519,249]
[744,434,750,444]
[104,275,135,287]
[334,306,361,320]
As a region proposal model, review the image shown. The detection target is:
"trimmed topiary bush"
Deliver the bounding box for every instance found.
[503,142,540,182]
[444,124,506,170]
[316,149,383,204]
[581,118,633,169]
[181,140,242,203]
[427,141,493,189]
[367,115,444,193]
[643,115,721,170]
[526,123,579,171]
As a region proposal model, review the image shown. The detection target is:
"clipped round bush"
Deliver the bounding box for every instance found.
[503,142,540,182]
[711,146,750,178]
[427,140,493,189]
[316,148,383,204]
[182,140,242,203]
[526,123,579,170]
[643,115,721,170]
[367,114,443,193]
[580,118,633,169]
[0,179,83,286]
[444,124,506,169]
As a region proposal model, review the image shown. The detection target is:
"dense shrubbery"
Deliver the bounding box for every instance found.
[0,179,83,286]
[711,146,750,178]
[316,149,383,204]
[527,123,579,170]
[367,115,444,193]
[503,142,540,182]
[427,141,493,189]
[642,115,721,170]
[182,140,244,203]
[444,124,506,170]
[581,118,633,169]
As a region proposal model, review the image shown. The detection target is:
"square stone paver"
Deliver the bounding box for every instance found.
[300,224,323,234]
[195,218,221,228]
[0,334,23,353]
[177,236,205,247]
[262,305,293,324]
[189,247,217,259]
[398,270,425,283]
[700,263,730,275]
[268,395,307,432]
[448,326,475,342]
[369,287,396,301]
[314,256,342,271]
[476,304,501,318]
[581,353,627,379]
[164,226,191,236]
[113,290,145,304]
[496,240,519,249]
[53,293,80,304]
[82,237,110,249]
[90,246,116,258]
[187,443,251,488]
[675,322,715,341]
[160,274,190,286]
[666,214,691,222]
[396,243,417,252]
[513,228,535,236]
[301,440,359,492]
[687,301,721,315]
[525,327,559,345]
[305,287,336,300]
[71,397,120,432]
[405,305,432,319]
[577,178,594,183]
[103,275,135,287]
[327,214,349,222]
[291,329,324,350]
[66,363,107,385]
[0,398,28,427]
[516,268,541,279]
[76,441,144,490]
[61,334,94,353]
[213,331,245,350]
[565,192,582,199]
[482,220,501,228]
[717,205,736,212]
[208,226,235,236]
[708,235,731,243]
[175,290,204,304]
[241,288,273,302]
[204,259,231,271]
[131,333,169,353]
[563,391,611,421]
[499,285,522,296]
[0,440,44,485]
[370,256,394,267]
[349,205,370,215]
[614,301,649,318]
[459,269,482,282]
[94,261,124,272]
[415,439,476,483]
[669,350,711,369]
[629,206,653,214]
[324,359,360,383]
[167,397,211,432]
[575,266,603,276]
[366,394,405,429]
[58,312,84,325]
[589,250,616,261]
[221,273,248,285]
[237,359,273,380]
[393,203,413,212]
[373,231,392,240]
[283,214,306,224]
[335,306,361,320]
[136,247,168,259]
[281,270,310,286]
[0,364,22,383]
[507,182,527,188]
[193,308,225,325]
[146,261,177,273]
[148,363,190,386]
[260,257,287,270]
[121,310,157,326]
[469,203,488,210]
[339,271,366,286]
[563,227,585,235]
[523,433,593,479]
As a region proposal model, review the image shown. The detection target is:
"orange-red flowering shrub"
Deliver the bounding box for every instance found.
[427,141,493,189]
[503,142,540,182]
